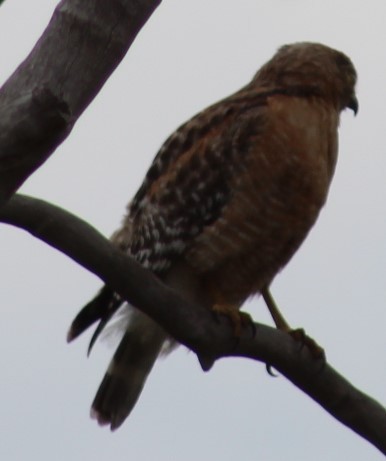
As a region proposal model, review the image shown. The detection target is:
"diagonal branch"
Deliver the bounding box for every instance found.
[0,0,162,207]
[0,193,385,454]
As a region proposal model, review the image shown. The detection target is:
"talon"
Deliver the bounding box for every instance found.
[212,304,253,336]
[266,363,278,377]
[288,328,325,360]
[288,327,306,343]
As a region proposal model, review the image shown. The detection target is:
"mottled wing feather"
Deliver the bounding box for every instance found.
[125,91,269,274]
[130,87,276,217]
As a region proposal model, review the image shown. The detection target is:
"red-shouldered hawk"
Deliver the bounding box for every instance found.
[68,42,358,430]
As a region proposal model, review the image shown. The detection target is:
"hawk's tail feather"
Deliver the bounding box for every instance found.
[90,314,166,430]
[67,286,122,344]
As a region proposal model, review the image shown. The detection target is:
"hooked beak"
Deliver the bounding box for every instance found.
[348,94,359,115]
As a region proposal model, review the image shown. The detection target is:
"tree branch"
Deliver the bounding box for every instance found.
[1,194,385,454]
[0,0,161,207]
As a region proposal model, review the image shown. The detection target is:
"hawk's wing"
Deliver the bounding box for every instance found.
[124,89,270,273]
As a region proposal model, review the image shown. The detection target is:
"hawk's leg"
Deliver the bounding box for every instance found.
[261,286,325,359]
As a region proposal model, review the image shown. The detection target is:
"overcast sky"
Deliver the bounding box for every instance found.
[0,1,385,460]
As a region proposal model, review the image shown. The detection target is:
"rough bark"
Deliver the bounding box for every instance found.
[0,0,162,206]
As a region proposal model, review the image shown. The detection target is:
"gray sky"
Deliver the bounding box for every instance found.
[0,1,385,460]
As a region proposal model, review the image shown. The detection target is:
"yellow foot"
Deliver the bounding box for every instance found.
[288,328,325,360]
[212,304,253,336]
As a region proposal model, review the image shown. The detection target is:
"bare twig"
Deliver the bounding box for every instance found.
[0,0,161,207]
[1,193,385,454]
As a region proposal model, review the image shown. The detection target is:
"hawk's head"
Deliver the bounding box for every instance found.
[254,42,358,114]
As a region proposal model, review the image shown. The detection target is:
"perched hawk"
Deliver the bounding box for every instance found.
[68,42,358,430]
